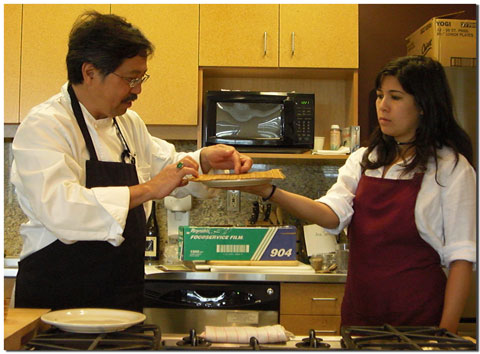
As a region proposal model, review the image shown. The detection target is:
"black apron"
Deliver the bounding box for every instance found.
[15,85,147,312]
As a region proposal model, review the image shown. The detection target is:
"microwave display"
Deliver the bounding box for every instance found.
[203,91,314,153]
[215,102,283,139]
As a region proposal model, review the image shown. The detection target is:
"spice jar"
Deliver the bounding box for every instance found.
[330,124,341,150]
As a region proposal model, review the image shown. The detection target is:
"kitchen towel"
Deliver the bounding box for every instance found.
[202,325,294,344]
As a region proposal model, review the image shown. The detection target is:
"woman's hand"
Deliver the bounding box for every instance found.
[129,157,199,208]
[200,144,252,174]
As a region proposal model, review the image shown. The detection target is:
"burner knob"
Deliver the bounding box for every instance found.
[266,288,274,296]
[189,329,197,346]
[249,337,260,350]
[295,329,330,349]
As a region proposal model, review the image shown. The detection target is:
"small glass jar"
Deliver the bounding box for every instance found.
[330,124,341,150]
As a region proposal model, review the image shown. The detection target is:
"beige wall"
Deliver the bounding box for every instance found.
[358,4,477,140]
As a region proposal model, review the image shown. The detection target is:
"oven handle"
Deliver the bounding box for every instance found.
[311,297,337,301]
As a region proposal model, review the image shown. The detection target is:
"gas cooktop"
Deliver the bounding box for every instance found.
[23,323,476,351]
[161,329,340,350]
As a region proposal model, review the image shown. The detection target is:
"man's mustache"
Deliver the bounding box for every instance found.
[122,94,137,103]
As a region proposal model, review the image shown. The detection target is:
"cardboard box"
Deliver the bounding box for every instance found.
[179,226,297,261]
[406,12,476,67]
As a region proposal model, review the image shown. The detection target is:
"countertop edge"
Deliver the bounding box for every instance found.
[145,271,346,283]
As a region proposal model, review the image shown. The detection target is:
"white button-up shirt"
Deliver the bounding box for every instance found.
[12,83,212,260]
[319,147,476,268]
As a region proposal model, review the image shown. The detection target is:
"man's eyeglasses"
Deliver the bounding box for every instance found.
[111,72,150,88]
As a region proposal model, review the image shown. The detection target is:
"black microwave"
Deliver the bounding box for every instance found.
[202,91,315,153]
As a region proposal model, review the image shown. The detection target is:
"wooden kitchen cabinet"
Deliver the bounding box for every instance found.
[10,4,197,126]
[111,5,199,125]
[279,5,358,68]
[4,277,15,307]
[19,5,110,122]
[199,4,279,67]
[4,4,22,123]
[280,282,345,335]
[199,4,358,69]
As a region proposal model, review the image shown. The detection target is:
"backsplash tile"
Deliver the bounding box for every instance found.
[4,140,342,257]
[4,139,27,256]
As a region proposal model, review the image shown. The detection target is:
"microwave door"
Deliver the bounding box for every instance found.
[214,101,283,146]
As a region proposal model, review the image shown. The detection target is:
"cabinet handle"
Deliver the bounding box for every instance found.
[264,32,267,56]
[291,32,295,56]
[315,329,337,334]
[312,297,337,301]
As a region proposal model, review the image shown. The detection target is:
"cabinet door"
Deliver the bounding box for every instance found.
[4,4,22,123]
[280,283,344,315]
[20,5,110,121]
[279,4,358,68]
[199,4,278,67]
[112,5,199,125]
[4,277,15,307]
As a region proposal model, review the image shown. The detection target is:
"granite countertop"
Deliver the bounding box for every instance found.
[4,258,347,283]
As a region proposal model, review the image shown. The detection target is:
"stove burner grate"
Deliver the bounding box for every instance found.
[23,324,161,351]
[341,324,477,350]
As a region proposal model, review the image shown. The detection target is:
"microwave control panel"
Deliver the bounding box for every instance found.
[294,96,314,144]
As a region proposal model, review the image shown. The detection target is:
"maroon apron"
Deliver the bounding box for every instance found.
[15,85,147,312]
[341,172,446,326]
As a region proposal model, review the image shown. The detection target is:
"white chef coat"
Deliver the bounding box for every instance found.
[11,83,213,260]
[318,146,476,268]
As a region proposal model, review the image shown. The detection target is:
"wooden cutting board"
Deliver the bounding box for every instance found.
[4,308,50,350]
[209,262,315,274]
[207,260,299,266]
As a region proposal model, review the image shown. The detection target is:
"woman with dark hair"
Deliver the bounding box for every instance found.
[234,56,476,333]
[364,55,474,174]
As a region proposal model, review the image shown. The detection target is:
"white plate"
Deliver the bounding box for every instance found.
[202,178,272,188]
[41,308,146,333]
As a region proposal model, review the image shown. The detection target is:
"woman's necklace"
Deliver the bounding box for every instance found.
[396,140,415,146]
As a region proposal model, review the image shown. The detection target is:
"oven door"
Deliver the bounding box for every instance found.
[143,280,279,333]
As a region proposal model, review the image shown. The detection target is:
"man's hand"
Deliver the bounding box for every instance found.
[200,144,252,174]
[129,156,199,208]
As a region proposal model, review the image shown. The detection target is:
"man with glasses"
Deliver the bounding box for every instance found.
[11,11,252,311]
